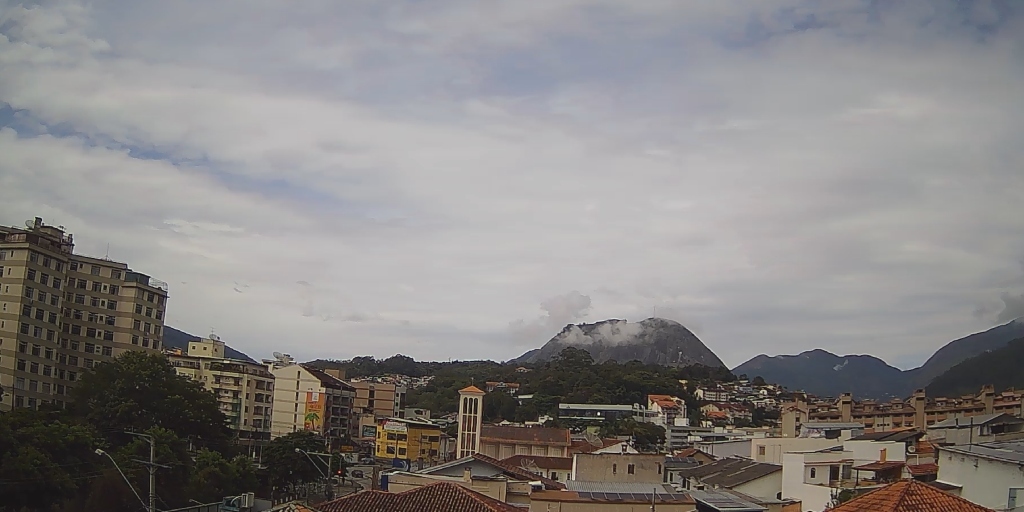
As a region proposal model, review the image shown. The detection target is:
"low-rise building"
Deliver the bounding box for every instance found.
[927,412,1024,446]
[936,440,1024,510]
[676,457,783,501]
[557,403,651,425]
[570,453,667,483]
[166,336,274,442]
[350,379,407,420]
[416,452,564,508]
[501,454,573,483]
[374,417,443,469]
[479,425,572,459]
[827,479,991,512]
[485,381,520,395]
[649,394,689,427]
[319,480,520,512]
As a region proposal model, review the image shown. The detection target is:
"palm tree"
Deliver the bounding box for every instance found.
[304,411,320,429]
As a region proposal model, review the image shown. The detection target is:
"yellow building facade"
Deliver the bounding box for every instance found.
[375,417,442,468]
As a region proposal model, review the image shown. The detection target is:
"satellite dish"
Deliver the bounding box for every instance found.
[25,220,35,228]
[273,351,284,359]
[209,334,220,342]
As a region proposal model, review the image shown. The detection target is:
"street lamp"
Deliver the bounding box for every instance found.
[95,449,149,512]
[296,448,334,500]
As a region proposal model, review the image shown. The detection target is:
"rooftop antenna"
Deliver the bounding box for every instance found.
[105,243,110,260]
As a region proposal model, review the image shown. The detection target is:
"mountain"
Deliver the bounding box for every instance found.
[733,349,906,399]
[732,319,1024,399]
[162,326,256,363]
[514,317,725,368]
[927,337,1024,397]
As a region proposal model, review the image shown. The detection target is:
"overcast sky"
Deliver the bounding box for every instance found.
[2,0,1022,369]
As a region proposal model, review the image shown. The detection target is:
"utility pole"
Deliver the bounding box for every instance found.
[127,432,170,512]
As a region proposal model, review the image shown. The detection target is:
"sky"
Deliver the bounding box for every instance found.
[1,0,1023,369]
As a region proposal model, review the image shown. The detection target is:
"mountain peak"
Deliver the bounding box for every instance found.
[515,317,724,368]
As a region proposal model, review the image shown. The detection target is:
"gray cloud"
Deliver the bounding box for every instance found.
[1,0,1022,366]
[997,293,1024,324]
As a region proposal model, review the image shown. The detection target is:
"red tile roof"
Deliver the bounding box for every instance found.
[480,425,570,447]
[568,437,625,454]
[466,453,565,490]
[830,479,994,512]
[459,385,485,394]
[501,454,574,471]
[906,463,939,476]
[318,481,520,512]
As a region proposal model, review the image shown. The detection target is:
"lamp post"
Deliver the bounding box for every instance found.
[95,448,149,512]
[296,448,334,500]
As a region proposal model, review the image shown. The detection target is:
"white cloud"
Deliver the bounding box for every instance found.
[1,0,1023,367]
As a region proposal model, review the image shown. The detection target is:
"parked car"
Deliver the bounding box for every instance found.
[351,470,364,478]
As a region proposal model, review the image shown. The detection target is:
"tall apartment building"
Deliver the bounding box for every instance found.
[269,362,355,448]
[0,218,168,411]
[166,336,275,442]
[350,380,408,447]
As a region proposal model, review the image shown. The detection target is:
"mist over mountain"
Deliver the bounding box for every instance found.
[732,319,1024,399]
[514,317,725,368]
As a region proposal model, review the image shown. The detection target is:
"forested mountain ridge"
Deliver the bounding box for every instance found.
[927,337,1024,397]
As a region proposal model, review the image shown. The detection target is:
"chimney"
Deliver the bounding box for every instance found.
[463,467,472,482]
[840,393,853,423]
[913,389,926,429]
[879,448,887,462]
[982,385,995,415]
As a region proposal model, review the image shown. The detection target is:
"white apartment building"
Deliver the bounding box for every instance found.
[269,361,355,447]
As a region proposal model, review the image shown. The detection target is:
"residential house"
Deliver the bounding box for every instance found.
[927,412,1024,446]
[751,436,848,465]
[501,454,573,483]
[571,453,667,483]
[649,394,689,427]
[702,403,753,425]
[675,457,783,501]
[485,381,520,395]
[936,440,1024,511]
[479,425,572,459]
[318,481,520,512]
[416,452,564,508]
[698,387,731,402]
[827,479,992,512]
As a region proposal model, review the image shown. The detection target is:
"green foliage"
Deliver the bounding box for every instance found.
[927,337,1024,397]
[262,431,330,489]
[187,449,259,503]
[599,419,666,451]
[0,408,102,511]
[71,351,231,448]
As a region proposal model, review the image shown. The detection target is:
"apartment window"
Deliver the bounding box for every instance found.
[16,359,26,371]
[43,365,52,377]
[135,304,143,314]
[74,294,85,304]
[24,286,34,298]
[133,320,141,330]
[106,316,115,326]
[22,304,31,317]
[34,308,44,321]
[30,362,39,374]
[26,397,37,409]
[91,265,100,276]
[52,278,61,290]
[85,359,94,369]
[131,335,139,345]
[56,384,65,395]
[18,341,27,353]
[49,295,59,306]
[68,371,77,382]
[48,312,57,324]
[41,382,51,394]
[33,326,42,338]
[147,292,154,302]
[810,468,816,479]
[86,327,97,338]
[0,265,3,276]
[111,270,122,280]
[46,330,55,342]
[90,297,100,307]
[73,309,83,320]
[42,255,51,267]
[29,380,38,392]
[57,353,65,363]
[102,346,112,356]
[85,343,95,354]
[70,340,79,350]
[103,331,114,341]
[31,344,41,356]
[157,296,164,306]
[612,464,617,474]
[14,377,25,389]
[141,338,149,348]
[70,262,78,271]
[54,261,63,272]
[0,250,4,260]
[76,279,86,289]
[153,326,161,336]
[68,356,78,366]
[20,322,30,335]
[144,323,151,333]
[92,282,101,292]
[27,269,36,281]
[145,307,153,317]
[109,284,119,295]
[107,300,117,311]
[40,274,49,286]
[155,310,163,320]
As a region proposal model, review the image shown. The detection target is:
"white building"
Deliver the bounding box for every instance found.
[268,362,354,445]
[456,385,484,458]
[927,412,1024,446]
[936,441,1024,510]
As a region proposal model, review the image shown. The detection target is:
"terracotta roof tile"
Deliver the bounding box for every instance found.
[830,479,994,512]
[459,385,485,394]
[569,438,624,454]
[852,461,905,471]
[906,463,939,476]
[318,481,520,512]
[480,425,570,447]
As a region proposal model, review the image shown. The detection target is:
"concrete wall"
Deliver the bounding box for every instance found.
[481,442,567,459]
[751,438,842,465]
[937,448,1024,510]
[695,439,751,459]
[572,453,665,483]
[843,440,906,465]
[733,471,783,501]
[781,453,835,512]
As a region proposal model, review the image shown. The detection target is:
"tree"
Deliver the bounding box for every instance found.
[0,408,102,512]
[71,351,230,448]
[262,431,328,489]
[187,449,259,504]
